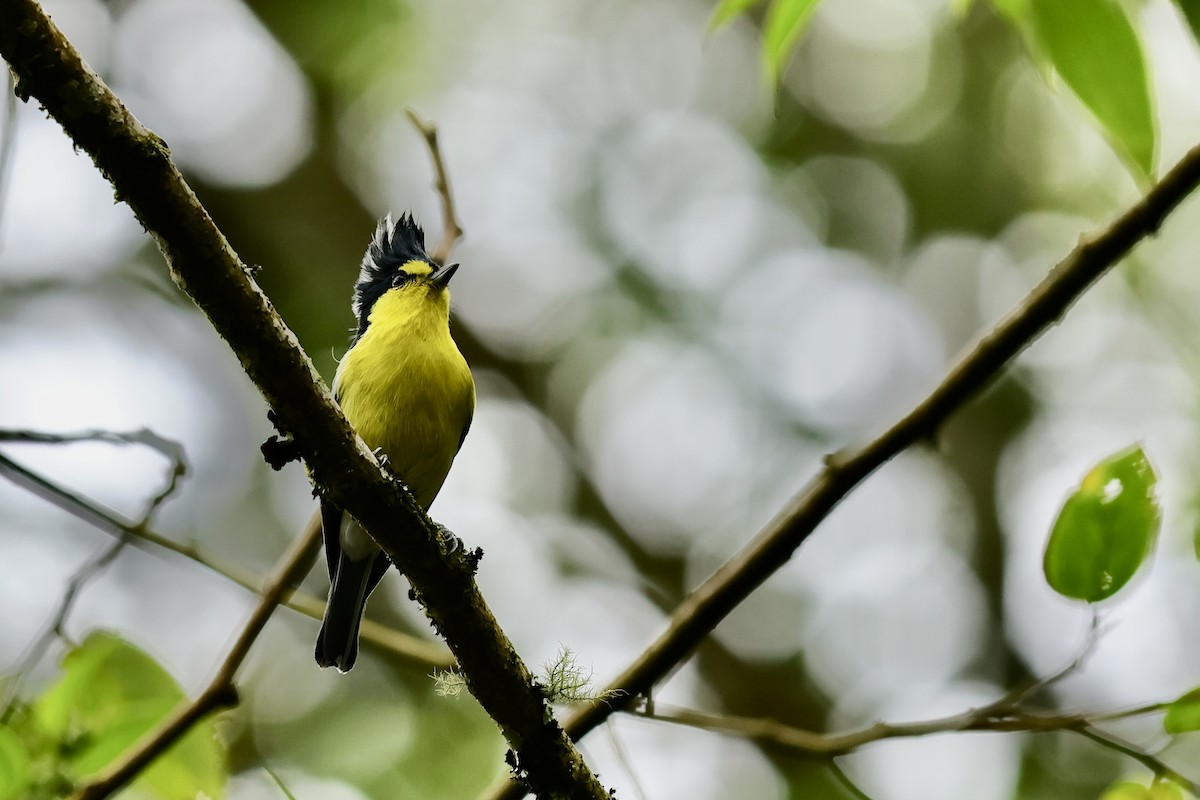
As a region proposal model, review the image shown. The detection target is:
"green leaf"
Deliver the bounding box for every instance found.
[990,0,1029,25]
[1148,779,1186,800]
[0,727,29,800]
[1174,0,1200,47]
[762,0,823,81]
[1164,686,1200,733]
[709,0,768,31]
[1100,782,1152,800]
[1043,445,1161,603]
[951,0,976,19]
[32,631,226,799]
[1027,0,1156,180]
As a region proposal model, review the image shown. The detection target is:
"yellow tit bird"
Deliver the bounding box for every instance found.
[315,213,475,672]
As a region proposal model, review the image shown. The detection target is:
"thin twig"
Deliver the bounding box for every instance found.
[0,426,190,525]
[0,428,188,715]
[69,521,322,800]
[0,451,452,670]
[486,137,1200,800]
[603,722,648,800]
[0,536,127,718]
[991,609,1106,709]
[406,109,463,264]
[0,427,180,450]
[635,699,1199,793]
[827,760,877,800]
[634,703,1078,756]
[1073,727,1200,795]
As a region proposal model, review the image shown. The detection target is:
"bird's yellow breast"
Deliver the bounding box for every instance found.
[333,285,475,509]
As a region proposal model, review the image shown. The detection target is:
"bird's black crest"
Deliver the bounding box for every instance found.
[351,213,432,339]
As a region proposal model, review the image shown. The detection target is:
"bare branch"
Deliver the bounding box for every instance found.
[1075,727,1197,793]
[0,451,452,671]
[0,535,127,717]
[619,616,1190,795]
[992,609,1106,709]
[406,109,463,264]
[635,701,1199,794]
[0,426,189,524]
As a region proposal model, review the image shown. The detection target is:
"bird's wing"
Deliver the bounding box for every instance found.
[322,499,392,586]
[320,500,343,582]
[365,552,392,595]
[457,412,473,454]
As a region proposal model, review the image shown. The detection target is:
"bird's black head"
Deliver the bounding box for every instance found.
[351,213,433,339]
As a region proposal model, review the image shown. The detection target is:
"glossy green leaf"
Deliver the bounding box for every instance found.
[33,631,226,799]
[709,0,768,31]
[762,0,822,81]
[1027,0,1156,179]
[1164,686,1200,733]
[1174,0,1200,47]
[1043,446,1161,603]
[0,727,29,800]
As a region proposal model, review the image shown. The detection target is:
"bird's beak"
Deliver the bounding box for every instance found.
[430,263,459,289]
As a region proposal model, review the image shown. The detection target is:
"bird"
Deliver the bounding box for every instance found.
[315,213,475,672]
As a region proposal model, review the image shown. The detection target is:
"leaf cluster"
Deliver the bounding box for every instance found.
[711,0,1200,183]
[0,632,224,799]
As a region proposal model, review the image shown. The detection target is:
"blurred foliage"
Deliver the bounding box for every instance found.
[721,0,1160,181]
[1,632,224,799]
[1100,779,1188,800]
[1164,687,1200,735]
[7,0,1200,798]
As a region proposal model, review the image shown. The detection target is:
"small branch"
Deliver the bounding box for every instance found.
[0,426,181,450]
[0,451,452,671]
[69,521,322,800]
[990,609,1106,710]
[406,109,463,264]
[1074,727,1199,794]
[827,760,877,800]
[0,425,187,714]
[634,703,1058,757]
[0,426,189,526]
[635,701,1199,793]
[604,723,648,800]
[0,535,127,717]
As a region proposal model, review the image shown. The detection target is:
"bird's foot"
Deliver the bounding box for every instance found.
[434,523,465,556]
[371,447,392,471]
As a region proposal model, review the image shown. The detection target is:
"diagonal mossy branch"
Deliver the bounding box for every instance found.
[0,1,609,798]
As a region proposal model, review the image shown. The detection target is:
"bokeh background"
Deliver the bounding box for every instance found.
[4,0,1200,797]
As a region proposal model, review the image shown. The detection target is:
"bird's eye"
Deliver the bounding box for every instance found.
[391,271,409,287]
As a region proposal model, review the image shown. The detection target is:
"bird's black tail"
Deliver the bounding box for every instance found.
[315,552,377,672]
